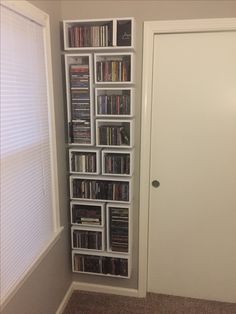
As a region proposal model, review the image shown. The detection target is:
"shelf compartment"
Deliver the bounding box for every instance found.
[95,87,134,117]
[116,19,133,47]
[102,149,134,176]
[72,250,130,278]
[63,18,134,50]
[70,175,132,203]
[96,119,134,148]
[70,201,105,227]
[64,19,113,49]
[94,53,134,84]
[107,203,132,254]
[71,226,105,251]
[69,148,100,174]
[65,54,94,145]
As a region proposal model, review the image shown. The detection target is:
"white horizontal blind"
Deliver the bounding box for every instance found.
[0,5,54,302]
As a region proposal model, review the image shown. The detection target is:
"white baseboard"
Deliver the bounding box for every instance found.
[55,283,74,314]
[56,281,140,313]
[72,281,139,298]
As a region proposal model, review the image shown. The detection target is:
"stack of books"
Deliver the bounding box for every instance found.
[110,207,128,252]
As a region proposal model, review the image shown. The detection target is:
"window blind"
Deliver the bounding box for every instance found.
[0,5,55,302]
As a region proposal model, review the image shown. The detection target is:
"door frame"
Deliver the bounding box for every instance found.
[138,18,236,297]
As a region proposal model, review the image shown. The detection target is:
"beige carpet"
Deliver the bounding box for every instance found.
[63,290,236,314]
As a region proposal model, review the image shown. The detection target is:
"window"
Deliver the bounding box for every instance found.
[0,1,61,307]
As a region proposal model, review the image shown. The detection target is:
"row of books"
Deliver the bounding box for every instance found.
[72,179,129,201]
[97,94,130,115]
[71,106,90,120]
[104,153,130,175]
[73,230,102,250]
[74,254,128,277]
[72,153,96,173]
[99,125,130,146]
[71,93,90,120]
[72,204,102,225]
[109,207,129,253]
[68,24,112,48]
[70,121,91,144]
[96,58,130,82]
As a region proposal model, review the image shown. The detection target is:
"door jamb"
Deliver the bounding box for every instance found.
[138,18,236,298]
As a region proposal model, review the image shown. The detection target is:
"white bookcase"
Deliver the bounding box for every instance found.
[63,17,135,279]
[63,18,135,50]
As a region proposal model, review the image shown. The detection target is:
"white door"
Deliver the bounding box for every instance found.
[148,31,236,302]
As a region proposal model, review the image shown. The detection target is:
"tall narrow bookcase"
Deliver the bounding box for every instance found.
[63,17,135,279]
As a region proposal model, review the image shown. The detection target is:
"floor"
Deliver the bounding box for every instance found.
[63,290,236,314]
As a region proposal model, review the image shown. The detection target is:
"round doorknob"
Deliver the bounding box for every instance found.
[152,180,160,188]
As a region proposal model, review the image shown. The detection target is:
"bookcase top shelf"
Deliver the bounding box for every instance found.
[63,17,135,50]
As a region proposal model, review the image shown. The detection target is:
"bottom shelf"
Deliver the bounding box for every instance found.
[72,251,130,278]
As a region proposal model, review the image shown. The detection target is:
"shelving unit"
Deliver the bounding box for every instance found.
[63,17,135,279]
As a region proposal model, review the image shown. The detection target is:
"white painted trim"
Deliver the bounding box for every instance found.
[43,17,61,232]
[55,281,140,314]
[55,283,74,314]
[139,18,236,298]
[0,0,48,26]
[1,227,64,310]
[72,282,139,298]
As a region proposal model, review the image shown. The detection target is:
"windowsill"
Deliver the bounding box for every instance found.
[0,226,64,311]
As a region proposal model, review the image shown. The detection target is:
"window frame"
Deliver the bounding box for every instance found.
[0,0,63,308]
